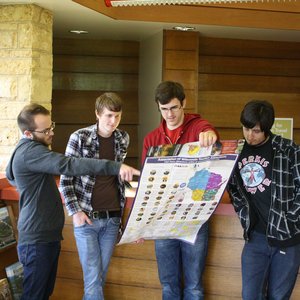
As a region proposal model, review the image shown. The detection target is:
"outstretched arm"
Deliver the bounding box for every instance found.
[119,164,140,182]
[199,130,218,147]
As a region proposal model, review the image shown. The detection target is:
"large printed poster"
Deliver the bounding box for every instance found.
[119,140,244,245]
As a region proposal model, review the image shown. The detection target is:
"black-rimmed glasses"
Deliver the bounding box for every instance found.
[159,105,182,114]
[29,122,55,135]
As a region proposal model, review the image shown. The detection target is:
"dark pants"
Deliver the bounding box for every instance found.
[242,231,300,300]
[18,241,61,300]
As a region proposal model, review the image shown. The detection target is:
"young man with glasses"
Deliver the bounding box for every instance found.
[142,81,218,300]
[60,93,131,300]
[228,100,300,299]
[5,103,139,300]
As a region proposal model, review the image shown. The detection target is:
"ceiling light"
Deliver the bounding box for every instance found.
[69,30,89,35]
[173,26,195,31]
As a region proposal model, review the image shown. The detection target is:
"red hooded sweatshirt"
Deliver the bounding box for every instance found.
[142,113,218,162]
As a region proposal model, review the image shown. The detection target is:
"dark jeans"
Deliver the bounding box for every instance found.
[242,231,300,300]
[18,241,61,300]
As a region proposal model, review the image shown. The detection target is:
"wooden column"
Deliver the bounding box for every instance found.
[162,30,199,113]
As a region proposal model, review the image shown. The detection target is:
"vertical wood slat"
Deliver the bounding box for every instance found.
[163,30,199,112]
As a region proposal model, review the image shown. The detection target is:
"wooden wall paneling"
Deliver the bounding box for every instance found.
[184,90,198,110]
[199,56,300,77]
[54,55,138,74]
[291,278,300,299]
[52,90,138,125]
[106,256,160,288]
[164,70,197,90]
[163,30,199,112]
[57,251,82,280]
[198,91,300,128]
[199,37,300,59]
[203,265,242,298]
[61,224,77,252]
[165,50,199,70]
[198,74,300,93]
[104,283,161,300]
[53,38,139,57]
[164,30,199,51]
[53,73,138,91]
[216,128,244,141]
[210,214,243,239]
[206,237,243,269]
[51,278,83,300]
[113,241,156,261]
[205,295,240,300]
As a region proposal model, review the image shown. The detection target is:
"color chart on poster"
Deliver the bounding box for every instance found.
[119,140,243,245]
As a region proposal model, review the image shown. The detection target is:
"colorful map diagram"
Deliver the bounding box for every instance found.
[188,169,223,201]
[119,141,242,245]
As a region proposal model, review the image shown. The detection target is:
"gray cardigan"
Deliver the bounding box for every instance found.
[6,138,121,244]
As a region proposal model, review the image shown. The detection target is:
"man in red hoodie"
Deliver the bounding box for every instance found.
[142,81,218,300]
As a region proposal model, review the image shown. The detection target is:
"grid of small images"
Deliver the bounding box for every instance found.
[120,153,237,244]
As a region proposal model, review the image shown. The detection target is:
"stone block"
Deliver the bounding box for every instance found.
[31,76,52,102]
[40,8,53,26]
[0,122,19,148]
[0,50,11,58]
[0,31,17,48]
[32,26,52,51]
[0,4,36,22]
[17,76,31,100]
[18,23,33,48]
[0,102,24,120]
[11,50,34,58]
[39,53,53,70]
[0,23,18,31]
[0,77,17,98]
[0,58,32,75]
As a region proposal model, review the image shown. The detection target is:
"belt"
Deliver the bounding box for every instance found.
[89,210,121,219]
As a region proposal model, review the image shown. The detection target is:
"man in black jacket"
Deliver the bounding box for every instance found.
[6,103,140,300]
[228,100,300,299]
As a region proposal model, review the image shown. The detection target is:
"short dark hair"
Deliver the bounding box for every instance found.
[95,92,122,114]
[155,81,185,105]
[17,103,50,133]
[240,100,275,135]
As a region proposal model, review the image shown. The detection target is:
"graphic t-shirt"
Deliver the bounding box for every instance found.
[237,137,273,233]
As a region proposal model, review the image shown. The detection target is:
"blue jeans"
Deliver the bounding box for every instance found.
[74,217,120,300]
[242,231,300,300]
[155,222,209,300]
[17,241,61,300]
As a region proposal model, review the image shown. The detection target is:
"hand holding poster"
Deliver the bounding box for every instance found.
[119,140,244,245]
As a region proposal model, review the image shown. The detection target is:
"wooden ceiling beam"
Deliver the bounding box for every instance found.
[73,0,300,31]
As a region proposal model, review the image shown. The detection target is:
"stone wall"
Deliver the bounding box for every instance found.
[0,4,53,172]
